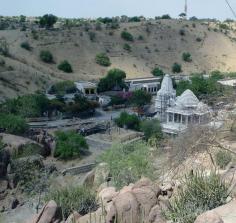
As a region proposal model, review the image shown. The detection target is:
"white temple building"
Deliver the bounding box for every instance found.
[155,74,211,134]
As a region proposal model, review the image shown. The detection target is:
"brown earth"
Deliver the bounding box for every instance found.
[1,19,236,100]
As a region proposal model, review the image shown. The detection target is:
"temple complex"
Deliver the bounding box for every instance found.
[155,74,211,134]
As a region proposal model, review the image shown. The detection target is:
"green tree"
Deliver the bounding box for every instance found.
[115,112,140,130]
[121,31,134,41]
[39,14,57,28]
[130,90,152,107]
[40,50,53,63]
[141,119,163,141]
[98,68,126,92]
[54,131,89,160]
[182,52,192,62]
[19,15,26,23]
[172,63,182,73]
[151,67,164,77]
[0,114,28,135]
[58,60,73,73]
[95,53,111,66]
[0,94,49,118]
[49,81,77,95]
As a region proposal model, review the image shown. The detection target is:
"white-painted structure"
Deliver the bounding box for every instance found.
[126,77,161,95]
[155,74,211,134]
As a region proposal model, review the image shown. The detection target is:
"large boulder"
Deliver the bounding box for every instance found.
[106,191,140,223]
[27,200,62,223]
[98,187,118,204]
[148,204,166,223]
[194,210,224,223]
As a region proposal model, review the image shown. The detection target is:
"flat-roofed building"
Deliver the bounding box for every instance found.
[125,77,161,95]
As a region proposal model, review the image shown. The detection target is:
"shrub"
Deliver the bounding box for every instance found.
[172,63,182,73]
[196,37,202,42]
[95,53,111,66]
[123,43,131,52]
[151,67,164,77]
[0,38,9,56]
[40,50,53,63]
[138,35,144,40]
[219,23,229,30]
[49,81,77,95]
[45,186,97,219]
[216,150,232,169]
[141,119,163,141]
[0,114,28,135]
[57,60,73,73]
[121,31,134,41]
[88,31,96,41]
[182,52,192,62]
[54,131,89,160]
[98,68,126,92]
[115,111,140,130]
[165,171,230,223]
[99,142,154,188]
[179,29,185,36]
[20,41,31,51]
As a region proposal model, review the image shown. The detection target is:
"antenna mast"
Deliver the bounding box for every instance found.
[185,0,188,18]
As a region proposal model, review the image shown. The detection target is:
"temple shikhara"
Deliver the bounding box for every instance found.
[155,74,211,134]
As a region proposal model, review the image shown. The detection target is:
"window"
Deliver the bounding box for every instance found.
[85,89,90,94]
[90,89,95,94]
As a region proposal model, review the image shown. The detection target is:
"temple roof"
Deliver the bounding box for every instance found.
[176,89,199,108]
[158,74,175,95]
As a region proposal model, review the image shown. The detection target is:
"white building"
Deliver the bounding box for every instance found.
[75,81,97,99]
[155,74,211,134]
[126,77,161,95]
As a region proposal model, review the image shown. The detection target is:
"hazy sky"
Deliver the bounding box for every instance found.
[1,0,236,20]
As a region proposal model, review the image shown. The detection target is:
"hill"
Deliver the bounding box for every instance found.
[1,18,236,100]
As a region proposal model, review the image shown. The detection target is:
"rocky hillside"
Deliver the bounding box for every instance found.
[1,19,236,100]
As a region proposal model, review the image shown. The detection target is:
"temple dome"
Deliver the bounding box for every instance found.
[158,74,175,95]
[176,89,199,108]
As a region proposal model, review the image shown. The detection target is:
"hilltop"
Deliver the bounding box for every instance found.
[1,17,236,100]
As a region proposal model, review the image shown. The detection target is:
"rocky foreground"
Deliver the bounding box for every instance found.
[24,177,236,223]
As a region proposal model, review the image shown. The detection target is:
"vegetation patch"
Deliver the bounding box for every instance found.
[95,53,111,66]
[99,142,155,188]
[172,63,182,73]
[215,150,232,169]
[40,50,53,63]
[45,186,97,219]
[20,41,32,51]
[0,113,28,135]
[115,111,140,130]
[165,171,230,223]
[98,68,126,92]
[58,60,73,73]
[49,81,77,95]
[182,52,192,62]
[121,31,134,41]
[54,131,89,160]
[152,67,164,77]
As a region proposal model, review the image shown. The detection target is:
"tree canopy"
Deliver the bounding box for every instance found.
[98,68,127,92]
[54,131,89,160]
[39,14,57,28]
[129,90,152,107]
